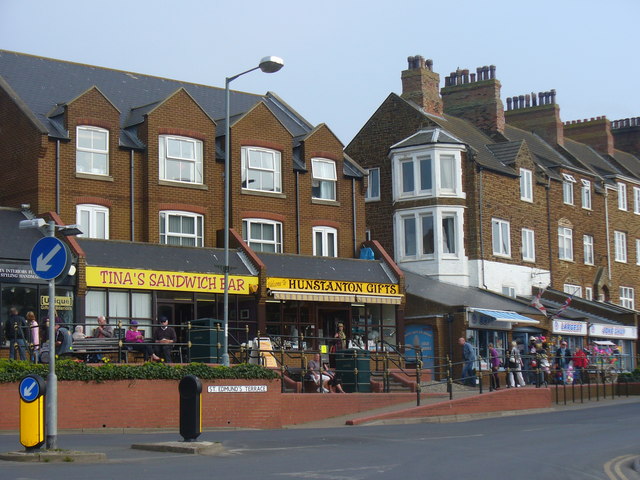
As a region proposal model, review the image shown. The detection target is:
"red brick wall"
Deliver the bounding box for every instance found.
[0,379,415,430]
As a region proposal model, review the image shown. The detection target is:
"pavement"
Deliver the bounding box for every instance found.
[1,387,639,466]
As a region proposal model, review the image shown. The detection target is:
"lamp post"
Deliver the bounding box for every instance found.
[222,56,284,367]
[19,219,81,449]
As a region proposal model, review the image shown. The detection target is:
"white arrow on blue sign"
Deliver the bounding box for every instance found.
[19,376,41,402]
[30,237,69,280]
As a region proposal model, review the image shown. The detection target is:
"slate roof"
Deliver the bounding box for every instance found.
[404,270,540,315]
[0,208,44,260]
[390,127,464,149]
[79,239,256,276]
[257,252,399,285]
[0,50,362,178]
[485,141,523,165]
[559,138,620,182]
[608,150,640,179]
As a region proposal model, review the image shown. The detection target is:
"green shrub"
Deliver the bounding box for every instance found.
[0,359,279,383]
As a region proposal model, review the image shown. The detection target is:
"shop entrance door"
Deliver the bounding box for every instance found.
[157,302,194,346]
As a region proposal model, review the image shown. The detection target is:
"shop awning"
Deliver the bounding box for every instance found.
[470,308,540,324]
[593,340,616,346]
[271,291,356,303]
[355,295,403,305]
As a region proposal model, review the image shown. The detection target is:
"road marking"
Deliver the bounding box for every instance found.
[604,454,636,480]
[229,444,341,453]
[275,464,399,479]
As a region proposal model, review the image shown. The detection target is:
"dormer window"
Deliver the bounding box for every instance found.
[76,126,109,175]
[159,135,203,184]
[311,158,336,200]
[562,173,575,205]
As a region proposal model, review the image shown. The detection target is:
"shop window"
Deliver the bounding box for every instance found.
[85,289,152,335]
[76,126,108,175]
[159,135,203,184]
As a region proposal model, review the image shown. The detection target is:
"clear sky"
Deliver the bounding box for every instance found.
[1,0,638,146]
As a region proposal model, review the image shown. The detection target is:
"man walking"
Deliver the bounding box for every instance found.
[458,337,476,387]
[555,341,572,384]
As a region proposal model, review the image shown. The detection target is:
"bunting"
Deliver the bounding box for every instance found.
[530,287,548,316]
[550,295,573,319]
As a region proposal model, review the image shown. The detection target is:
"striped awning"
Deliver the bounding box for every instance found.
[271,291,356,303]
[471,308,539,324]
[356,295,403,305]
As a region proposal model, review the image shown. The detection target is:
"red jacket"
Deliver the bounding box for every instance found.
[573,349,589,368]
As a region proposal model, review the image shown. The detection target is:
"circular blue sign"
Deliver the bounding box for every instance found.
[19,375,44,402]
[30,237,69,280]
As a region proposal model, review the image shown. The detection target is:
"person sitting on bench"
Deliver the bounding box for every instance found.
[125,321,159,362]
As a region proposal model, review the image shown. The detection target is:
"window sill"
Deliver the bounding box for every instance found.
[492,253,512,259]
[158,180,208,190]
[241,189,286,199]
[559,258,575,263]
[311,198,340,207]
[75,172,113,182]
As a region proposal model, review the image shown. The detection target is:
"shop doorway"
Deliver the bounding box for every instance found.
[319,308,349,347]
[157,302,194,345]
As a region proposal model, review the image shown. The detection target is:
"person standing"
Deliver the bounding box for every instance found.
[54,321,73,356]
[5,307,28,360]
[555,341,572,384]
[573,345,589,384]
[458,337,476,387]
[488,343,501,390]
[507,340,526,387]
[153,316,177,363]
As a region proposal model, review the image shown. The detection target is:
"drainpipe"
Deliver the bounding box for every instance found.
[604,188,612,281]
[352,178,357,256]
[130,149,135,241]
[546,176,553,286]
[477,161,487,289]
[295,171,301,254]
[55,140,60,213]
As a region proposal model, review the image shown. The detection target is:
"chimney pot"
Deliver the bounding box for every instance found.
[525,94,531,108]
[489,65,496,79]
[426,59,433,71]
[470,73,476,82]
[506,97,512,111]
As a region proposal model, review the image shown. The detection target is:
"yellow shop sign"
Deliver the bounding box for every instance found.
[86,266,257,294]
[267,277,400,296]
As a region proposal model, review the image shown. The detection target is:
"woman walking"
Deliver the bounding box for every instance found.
[508,341,526,387]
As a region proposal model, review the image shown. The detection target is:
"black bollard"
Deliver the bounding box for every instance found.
[179,375,202,442]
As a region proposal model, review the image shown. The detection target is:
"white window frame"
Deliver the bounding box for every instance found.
[241,147,282,193]
[158,135,203,184]
[618,182,627,211]
[313,226,338,257]
[564,284,582,297]
[365,167,380,202]
[492,218,511,257]
[391,145,464,201]
[242,218,282,253]
[585,287,593,301]
[520,168,533,202]
[76,126,109,175]
[76,204,109,239]
[636,238,640,265]
[311,158,337,201]
[521,228,535,262]
[558,227,573,261]
[633,186,640,215]
[502,286,516,298]
[581,179,592,210]
[614,230,627,262]
[395,207,463,261]
[620,286,635,310]
[159,210,203,247]
[562,173,575,205]
[583,234,594,265]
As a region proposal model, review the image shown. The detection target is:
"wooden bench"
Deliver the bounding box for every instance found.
[68,338,123,362]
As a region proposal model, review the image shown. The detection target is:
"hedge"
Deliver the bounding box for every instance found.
[0,359,280,383]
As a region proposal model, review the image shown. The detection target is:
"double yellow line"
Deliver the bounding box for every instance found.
[604,454,638,480]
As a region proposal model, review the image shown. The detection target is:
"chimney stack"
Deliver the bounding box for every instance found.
[505,89,564,146]
[441,64,505,139]
[610,117,640,158]
[401,55,443,116]
[563,116,614,156]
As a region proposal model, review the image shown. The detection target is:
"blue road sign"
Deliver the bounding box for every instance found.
[19,376,42,402]
[30,237,69,280]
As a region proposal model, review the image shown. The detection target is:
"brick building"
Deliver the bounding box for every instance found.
[0,51,404,359]
[346,55,638,369]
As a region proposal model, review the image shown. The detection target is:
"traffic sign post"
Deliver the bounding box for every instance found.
[19,375,46,450]
[30,236,70,281]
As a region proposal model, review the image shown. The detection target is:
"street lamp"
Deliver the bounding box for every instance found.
[19,219,81,449]
[222,56,284,367]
